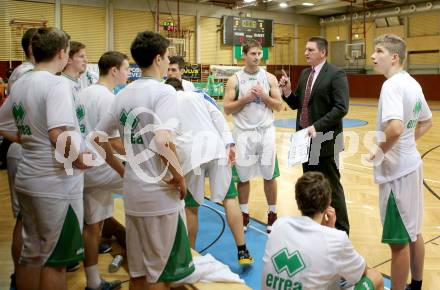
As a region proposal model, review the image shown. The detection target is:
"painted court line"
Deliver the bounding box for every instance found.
[343,162,372,169]
[248,224,269,236]
[0,196,10,202]
[425,178,440,185]
[204,203,268,236]
[343,162,440,185]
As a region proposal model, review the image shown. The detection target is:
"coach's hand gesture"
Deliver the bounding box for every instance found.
[278,69,292,97]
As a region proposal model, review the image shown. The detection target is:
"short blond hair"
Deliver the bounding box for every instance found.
[242,40,262,54]
[374,34,406,64]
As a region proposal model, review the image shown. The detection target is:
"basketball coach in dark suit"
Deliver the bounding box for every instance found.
[280,36,350,234]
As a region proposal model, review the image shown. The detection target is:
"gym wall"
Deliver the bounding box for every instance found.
[324,10,440,71]
[61,4,106,63]
[0,0,55,62]
[0,0,322,67]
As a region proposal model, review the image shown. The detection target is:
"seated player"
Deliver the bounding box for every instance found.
[262,172,384,290]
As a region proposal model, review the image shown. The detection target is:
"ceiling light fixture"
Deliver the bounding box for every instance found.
[279,2,288,8]
[302,2,314,6]
[244,0,255,3]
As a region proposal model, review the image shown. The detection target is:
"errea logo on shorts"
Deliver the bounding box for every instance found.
[76,248,84,255]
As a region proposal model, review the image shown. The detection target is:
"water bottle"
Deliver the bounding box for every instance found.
[108,255,123,273]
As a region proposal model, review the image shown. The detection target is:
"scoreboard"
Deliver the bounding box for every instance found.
[223,16,273,47]
[162,21,176,32]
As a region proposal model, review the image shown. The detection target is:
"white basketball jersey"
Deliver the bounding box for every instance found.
[233,68,273,130]
[262,216,365,290]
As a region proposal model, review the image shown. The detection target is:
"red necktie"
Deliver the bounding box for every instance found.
[300,68,315,128]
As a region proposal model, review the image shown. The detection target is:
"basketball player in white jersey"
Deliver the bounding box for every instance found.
[165,77,253,265]
[167,55,195,91]
[95,31,194,290]
[369,34,432,290]
[262,172,384,290]
[62,41,88,103]
[59,40,91,273]
[2,27,37,290]
[0,27,89,290]
[77,51,129,290]
[224,40,283,233]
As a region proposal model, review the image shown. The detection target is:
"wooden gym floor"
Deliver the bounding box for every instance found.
[0,97,439,289]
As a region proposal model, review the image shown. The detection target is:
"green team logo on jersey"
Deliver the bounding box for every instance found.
[76,105,86,133]
[12,102,32,136]
[76,105,85,121]
[265,248,304,290]
[119,109,143,144]
[272,248,306,277]
[413,99,422,115]
[12,103,25,121]
[407,99,422,129]
[119,109,139,129]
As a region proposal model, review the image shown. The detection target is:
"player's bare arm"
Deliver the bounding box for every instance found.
[415,118,432,140]
[95,136,125,177]
[49,126,90,170]
[0,130,20,143]
[154,129,187,199]
[109,137,125,155]
[370,119,404,160]
[259,73,283,112]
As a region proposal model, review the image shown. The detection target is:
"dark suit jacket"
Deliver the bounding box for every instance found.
[283,61,349,157]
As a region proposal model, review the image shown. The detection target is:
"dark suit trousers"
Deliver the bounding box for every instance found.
[302,156,350,235]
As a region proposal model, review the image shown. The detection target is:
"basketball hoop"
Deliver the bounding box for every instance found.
[345,42,365,61]
[167,37,186,57]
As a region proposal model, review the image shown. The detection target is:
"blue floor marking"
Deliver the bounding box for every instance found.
[384,277,391,289]
[274,118,368,129]
[197,200,268,289]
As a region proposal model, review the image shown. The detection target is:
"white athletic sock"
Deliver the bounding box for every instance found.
[239,204,249,214]
[85,264,101,289]
[268,205,277,213]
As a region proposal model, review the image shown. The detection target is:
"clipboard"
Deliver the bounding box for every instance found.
[287,128,311,167]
